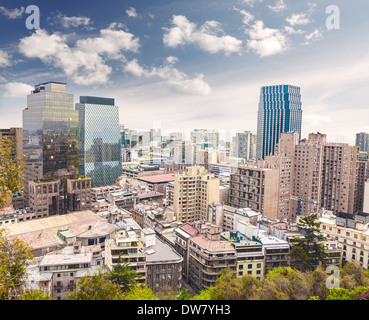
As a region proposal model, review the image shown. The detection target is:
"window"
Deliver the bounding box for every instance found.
[248,264,252,269]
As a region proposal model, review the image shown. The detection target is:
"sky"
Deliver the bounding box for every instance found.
[0,0,368,144]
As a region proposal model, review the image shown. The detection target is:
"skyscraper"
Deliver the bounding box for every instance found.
[23,82,91,216]
[75,96,122,188]
[256,85,302,160]
[23,82,79,181]
[356,132,369,152]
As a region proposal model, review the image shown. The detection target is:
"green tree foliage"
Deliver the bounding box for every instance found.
[19,289,52,300]
[177,288,191,300]
[253,267,310,300]
[0,136,25,208]
[307,268,329,300]
[67,270,120,300]
[0,229,33,300]
[120,284,156,300]
[325,287,367,300]
[339,261,369,290]
[156,285,181,300]
[191,289,212,300]
[293,214,327,269]
[288,246,313,272]
[206,267,259,300]
[104,259,140,293]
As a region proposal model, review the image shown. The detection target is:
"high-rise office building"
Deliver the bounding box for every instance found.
[23,82,91,216]
[23,82,79,182]
[256,85,302,160]
[356,132,369,152]
[75,96,122,188]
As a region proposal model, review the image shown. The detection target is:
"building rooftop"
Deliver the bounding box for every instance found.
[137,191,163,199]
[3,210,105,251]
[145,237,183,263]
[191,234,235,252]
[137,174,175,184]
[39,251,93,267]
[179,223,199,237]
[78,220,116,238]
[221,231,262,247]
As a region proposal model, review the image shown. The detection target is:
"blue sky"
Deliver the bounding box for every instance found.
[0,0,368,144]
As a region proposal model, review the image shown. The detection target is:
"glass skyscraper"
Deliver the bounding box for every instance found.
[22,82,80,215]
[23,82,79,181]
[256,85,302,160]
[76,96,122,188]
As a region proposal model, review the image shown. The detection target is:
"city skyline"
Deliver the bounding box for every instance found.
[0,0,368,145]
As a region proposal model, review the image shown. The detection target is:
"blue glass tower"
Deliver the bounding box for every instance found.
[256,85,302,160]
[76,96,122,187]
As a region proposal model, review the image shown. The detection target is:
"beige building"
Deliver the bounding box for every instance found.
[318,210,369,268]
[105,229,147,284]
[26,177,92,219]
[265,132,299,220]
[187,221,237,291]
[173,166,220,223]
[291,133,368,220]
[221,231,264,279]
[229,161,280,220]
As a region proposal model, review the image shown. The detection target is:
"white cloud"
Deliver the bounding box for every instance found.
[246,21,289,57]
[163,15,242,56]
[283,26,305,35]
[60,15,92,28]
[124,58,212,96]
[238,9,254,25]
[18,26,140,85]
[0,50,12,68]
[242,0,263,7]
[268,0,287,12]
[126,7,138,18]
[286,13,312,26]
[0,6,24,19]
[2,82,33,97]
[303,29,323,44]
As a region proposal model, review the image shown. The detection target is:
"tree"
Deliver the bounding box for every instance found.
[191,289,212,300]
[325,287,367,300]
[340,261,369,290]
[19,289,52,300]
[293,213,327,269]
[0,228,33,300]
[67,270,120,300]
[104,259,140,293]
[307,268,329,300]
[253,267,310,300]
[120,284,156,300]
[177,288,191,300]
[207,267,247,300]
[0,137,25,208]
[156,285,181,300]
[288,246,313,272]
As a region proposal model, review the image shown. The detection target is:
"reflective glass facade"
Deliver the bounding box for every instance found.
[256,85,302,160]
[23,82,79,181]
[76,96,122,188]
